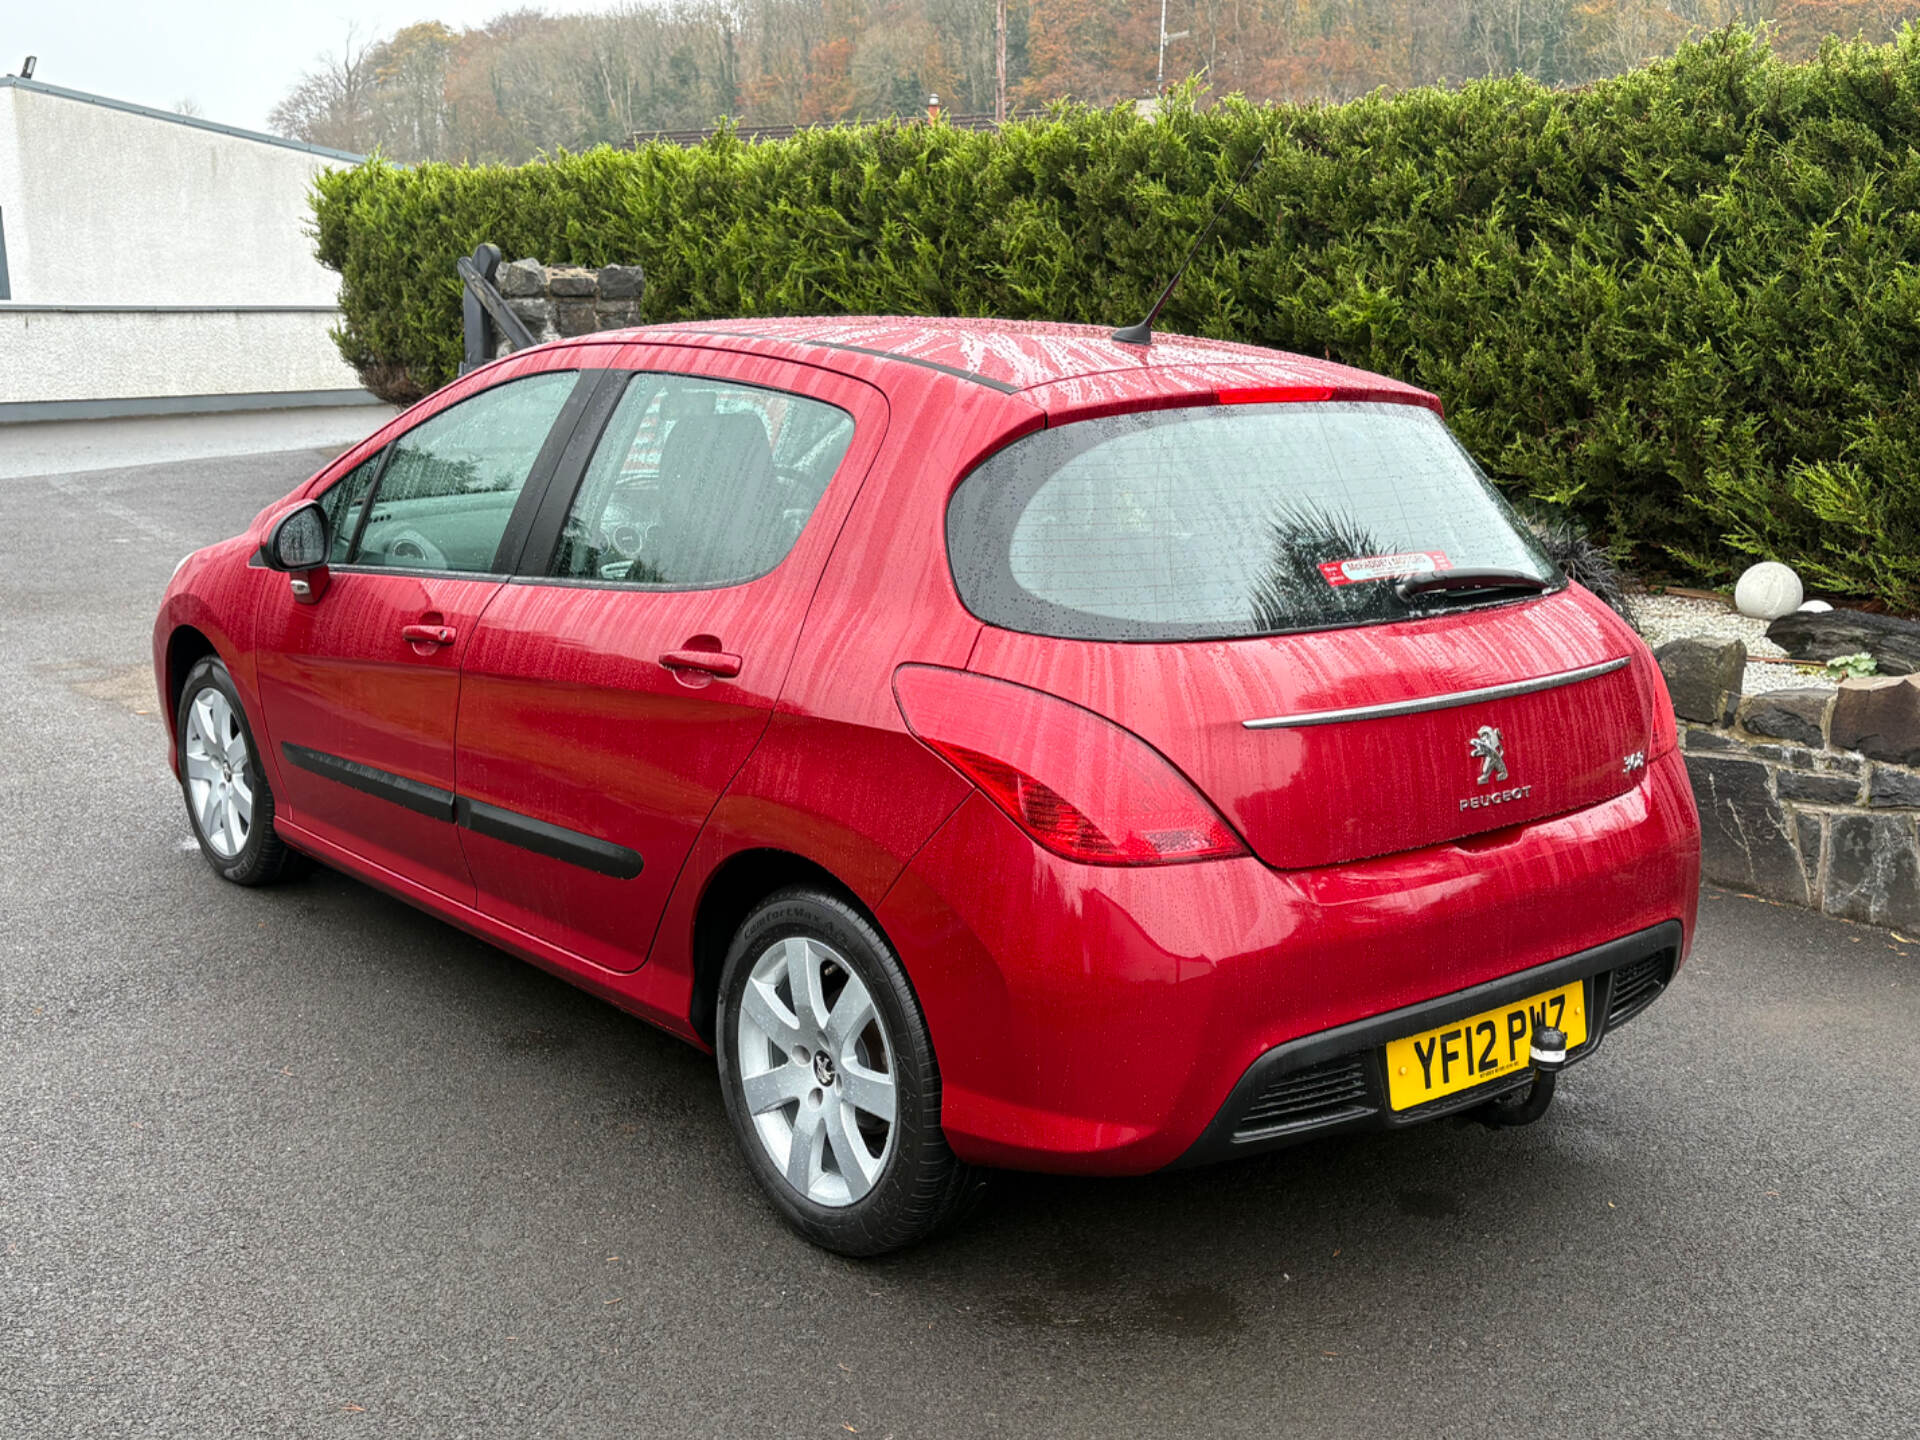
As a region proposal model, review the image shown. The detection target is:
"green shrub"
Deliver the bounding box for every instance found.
[311,27,1920,611]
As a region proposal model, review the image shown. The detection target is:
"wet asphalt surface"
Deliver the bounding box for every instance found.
[2,449,1917,1439]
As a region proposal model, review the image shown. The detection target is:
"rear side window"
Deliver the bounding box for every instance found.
[947,401,1558,641]
[551,371,855,588]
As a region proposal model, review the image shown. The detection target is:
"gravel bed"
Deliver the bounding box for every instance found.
[1626,591,1838,695]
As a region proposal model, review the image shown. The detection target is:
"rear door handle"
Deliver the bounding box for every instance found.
[401,624,457,647]
[660,648,742,678]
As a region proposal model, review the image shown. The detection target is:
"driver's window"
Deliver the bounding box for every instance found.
[551,371,854,588]
[348,371,577,573]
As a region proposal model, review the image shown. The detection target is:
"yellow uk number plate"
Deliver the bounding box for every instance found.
[1383,982,1588,1111]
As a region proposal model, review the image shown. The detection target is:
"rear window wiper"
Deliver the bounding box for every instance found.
[1393,568,1553,605]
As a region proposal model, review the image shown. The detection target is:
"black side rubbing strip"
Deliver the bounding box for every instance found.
[454,798,644,880]
[281,744,455,822]
[282,742,644,878]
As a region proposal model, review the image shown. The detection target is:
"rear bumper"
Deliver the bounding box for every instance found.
[1173,920,1680,1166]
[877,748,1700,1176]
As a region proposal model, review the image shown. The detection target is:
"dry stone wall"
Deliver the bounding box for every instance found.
[492,258,645,355]
[1666,641,1920,930]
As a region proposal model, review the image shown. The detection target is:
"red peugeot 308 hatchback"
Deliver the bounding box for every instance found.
[154,319,1700,1254]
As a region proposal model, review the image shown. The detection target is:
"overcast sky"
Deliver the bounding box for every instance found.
[7,2,557,134]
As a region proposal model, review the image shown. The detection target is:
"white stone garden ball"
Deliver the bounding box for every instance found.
[1734,561,1804,620]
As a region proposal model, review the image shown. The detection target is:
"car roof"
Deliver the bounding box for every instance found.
[628,316,1438,407]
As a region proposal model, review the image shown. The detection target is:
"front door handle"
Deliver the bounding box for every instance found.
[401,624,457,647]
[660,648,742,678]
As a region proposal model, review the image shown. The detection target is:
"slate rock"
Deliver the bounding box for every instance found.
[497,258,546,297]
[1830,675,1920,765]
[1656,638,1746,725]
[1740,687,1830,747]
[595,300,641,329]
[546,265,598,297]
[1681,726,1742,753]
[596,264,646,299]
[1796,812,1825,894]
[1775,770,1860,805]
[1824,813,1920,930]
[505,298,558,344]
[556,300,599,337]
[1685,753,1809,906]
[1767,608,1920,676]
[1868,766,1920,809]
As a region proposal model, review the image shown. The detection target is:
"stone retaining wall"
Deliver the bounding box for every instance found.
[1674,657,1920,929]
[491,258,645,355]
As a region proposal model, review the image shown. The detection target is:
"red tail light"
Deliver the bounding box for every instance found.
[893,666,1246,866]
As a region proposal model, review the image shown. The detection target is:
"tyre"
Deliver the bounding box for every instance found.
[715,886,982,1256]
[176,655,294,886]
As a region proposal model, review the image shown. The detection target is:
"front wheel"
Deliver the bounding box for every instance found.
[176,655,293,886]
[715,887,981,1256]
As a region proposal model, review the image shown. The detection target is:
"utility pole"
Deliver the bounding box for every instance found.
[1156,0,1168,96]
[995,0,1007,123]
[1154,2,1187,100]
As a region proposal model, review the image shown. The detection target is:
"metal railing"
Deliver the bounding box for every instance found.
[457,243,535,375]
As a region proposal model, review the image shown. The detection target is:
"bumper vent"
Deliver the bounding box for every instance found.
[1235,1055,1371,1137]
[1607,953,1671,1030]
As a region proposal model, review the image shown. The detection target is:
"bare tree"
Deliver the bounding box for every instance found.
[268,27,376,152]
[263,0,1919,162]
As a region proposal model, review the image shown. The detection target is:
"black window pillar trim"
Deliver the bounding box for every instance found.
[510,366,629,576]
[490,367,613,575]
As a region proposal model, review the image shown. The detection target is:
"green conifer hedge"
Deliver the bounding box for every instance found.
[312,27,1920,608]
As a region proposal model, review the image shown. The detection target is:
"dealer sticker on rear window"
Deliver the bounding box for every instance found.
[1318,550,1453,587]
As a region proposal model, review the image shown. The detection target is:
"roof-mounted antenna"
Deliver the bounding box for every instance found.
[1112,140,1267,347]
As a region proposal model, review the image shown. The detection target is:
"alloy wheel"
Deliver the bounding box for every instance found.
[183,688,253,860]
[735,935,898,1207]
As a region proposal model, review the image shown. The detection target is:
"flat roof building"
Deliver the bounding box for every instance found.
[0,73,387,467]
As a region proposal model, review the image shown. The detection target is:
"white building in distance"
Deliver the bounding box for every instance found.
[0,73,384,446]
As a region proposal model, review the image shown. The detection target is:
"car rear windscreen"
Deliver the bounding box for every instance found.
[946,400,1560,642]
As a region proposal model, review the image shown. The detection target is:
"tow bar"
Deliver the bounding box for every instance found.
[1472,1025,1568,1129]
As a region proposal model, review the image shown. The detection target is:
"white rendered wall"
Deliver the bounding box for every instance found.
[0,88,23,298]
[0,406,400,481]
[0,309,363,404]
[0,84,346,304]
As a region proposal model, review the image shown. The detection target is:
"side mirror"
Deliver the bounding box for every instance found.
[262,501,331,603]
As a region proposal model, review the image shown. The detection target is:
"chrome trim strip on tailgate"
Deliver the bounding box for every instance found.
[1242,656,1632,730]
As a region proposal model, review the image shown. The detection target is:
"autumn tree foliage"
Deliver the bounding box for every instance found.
[271,0,1920,161]
[309,26,1920,612]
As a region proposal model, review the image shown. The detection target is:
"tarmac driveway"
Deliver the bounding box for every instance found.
[2,450,1916,1438]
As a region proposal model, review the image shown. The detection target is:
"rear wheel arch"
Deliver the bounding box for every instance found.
[688,849,887,1047]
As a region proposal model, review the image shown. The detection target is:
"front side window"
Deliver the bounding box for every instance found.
[552,372,855,588]
[347,371,577,573]
[317,452,382,563]
[947,401,1559,642]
